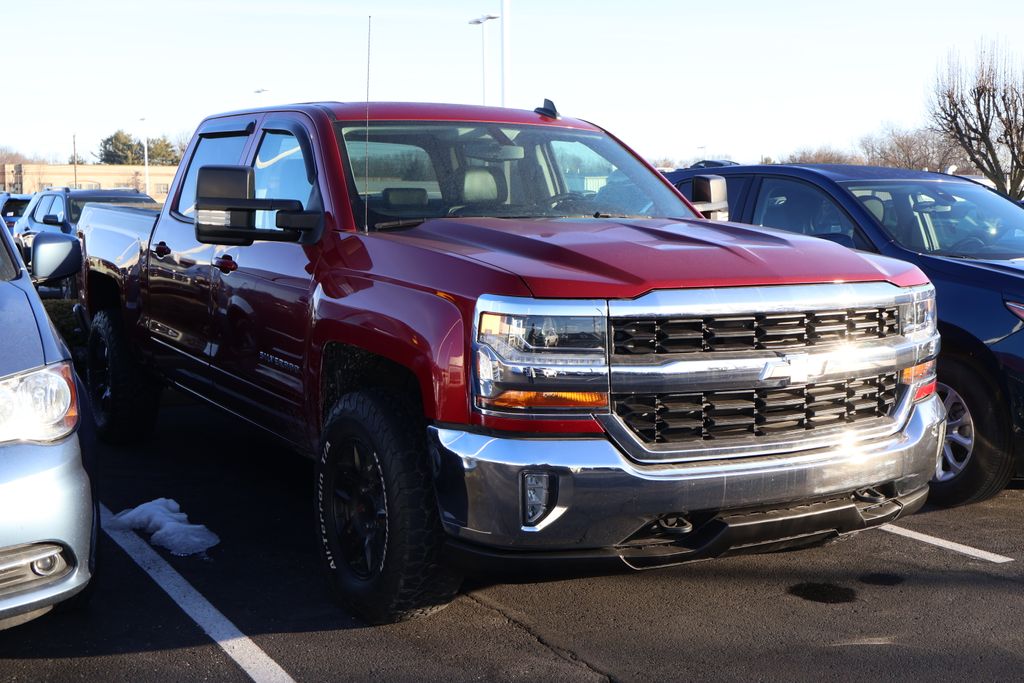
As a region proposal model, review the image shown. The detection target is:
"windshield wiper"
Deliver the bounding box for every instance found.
[373,218,428,230]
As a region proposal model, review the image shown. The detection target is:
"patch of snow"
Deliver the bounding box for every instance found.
[108,498,220,557]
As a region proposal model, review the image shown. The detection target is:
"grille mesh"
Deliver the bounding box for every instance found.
[613,373,899,444]
[612,307,899,355]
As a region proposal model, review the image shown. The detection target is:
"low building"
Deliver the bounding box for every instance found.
[0,163,178,202]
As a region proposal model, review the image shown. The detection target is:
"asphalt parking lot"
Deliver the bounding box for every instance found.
[2,391,1023,682]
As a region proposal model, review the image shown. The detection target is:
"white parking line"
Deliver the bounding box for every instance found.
[99,504,296,683]
[880,524,1015,564]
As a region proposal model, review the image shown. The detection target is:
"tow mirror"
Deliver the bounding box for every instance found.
[194,165,323,246]
[689,175,729,221]
[31,231,82,283]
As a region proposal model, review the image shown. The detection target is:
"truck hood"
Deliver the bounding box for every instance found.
[0,281,45,378]
[392,217,926,298]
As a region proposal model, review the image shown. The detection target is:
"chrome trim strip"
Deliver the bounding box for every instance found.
[607,282,933,318]
[609,336,930,393]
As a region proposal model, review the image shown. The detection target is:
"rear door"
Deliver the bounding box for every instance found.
[207,115,321,444]
[143,115,256,394]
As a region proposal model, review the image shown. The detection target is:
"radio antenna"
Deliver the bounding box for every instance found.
[363,15,371,233]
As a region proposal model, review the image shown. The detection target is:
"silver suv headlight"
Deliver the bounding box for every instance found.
[0,362,79,444]
[474,296,609,414]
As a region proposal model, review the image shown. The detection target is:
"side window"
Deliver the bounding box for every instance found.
[175,134,250,217]
[752,177,871,250]
[49,196,66,223]
[32,195,54,221]
[674,180,693,200]
[724,176,750,214]
[253,131,314,228]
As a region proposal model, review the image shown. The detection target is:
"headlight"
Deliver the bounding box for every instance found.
[474,297,609,414]
[0,362,79,444]
[900,285,937,339]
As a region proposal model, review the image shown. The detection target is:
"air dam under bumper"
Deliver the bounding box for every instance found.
[429,393,944,567]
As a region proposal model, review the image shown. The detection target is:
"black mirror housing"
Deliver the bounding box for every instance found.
[42,214,62,227]
[194,165,323,246]
[31,231,82,283]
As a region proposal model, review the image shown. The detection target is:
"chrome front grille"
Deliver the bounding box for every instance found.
[613,372,899,444]
[612,307,899,355]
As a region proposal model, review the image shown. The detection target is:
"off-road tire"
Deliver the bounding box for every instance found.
[929,355,1014,506]
[86,309,160,443]
[315,390,461,625]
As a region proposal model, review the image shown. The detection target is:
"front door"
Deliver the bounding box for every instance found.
[208,117,321,445]
[144,118,254,393]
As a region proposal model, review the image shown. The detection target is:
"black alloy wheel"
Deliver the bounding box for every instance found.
[332,441,388,580]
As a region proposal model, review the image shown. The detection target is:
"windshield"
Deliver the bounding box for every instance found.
[843,180,1024,259]
[335,121,694,229]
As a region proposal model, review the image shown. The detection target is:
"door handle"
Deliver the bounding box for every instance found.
[153,241,171,257]
[214,254,238,273]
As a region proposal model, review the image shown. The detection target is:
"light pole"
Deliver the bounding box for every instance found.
[468,14,499,105]
[139,118,150,196]
[501,0,510,107]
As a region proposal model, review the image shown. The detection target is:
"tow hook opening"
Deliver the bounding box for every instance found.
[656,514,694,535]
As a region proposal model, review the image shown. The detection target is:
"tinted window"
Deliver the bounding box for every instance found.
[845,180,1024,258]
[70,195,158,223]
[0,237,15,280]
[2,199,29,218]
[753,177,870,250]
[32,195,54,221]
[175,134,249,217]
[253,131,314,228]
[724,176,750,213]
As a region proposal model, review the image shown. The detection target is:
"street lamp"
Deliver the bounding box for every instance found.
[139,117,150,196]
[468,14,499,105]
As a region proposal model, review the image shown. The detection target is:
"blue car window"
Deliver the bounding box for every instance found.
[753,177,871,249]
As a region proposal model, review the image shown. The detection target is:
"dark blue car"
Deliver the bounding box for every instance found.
[671,164,1024,506]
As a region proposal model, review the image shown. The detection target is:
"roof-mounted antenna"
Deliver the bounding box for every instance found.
[363,15,372,233]
[534,99,560,119]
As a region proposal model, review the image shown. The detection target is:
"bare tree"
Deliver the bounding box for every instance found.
[931,43,1024,198]
[780,146,863,165]
[648,157,681,169]
[0,146,47,164]
[859,125,977,173]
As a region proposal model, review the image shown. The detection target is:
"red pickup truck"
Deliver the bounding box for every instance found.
[77,101,944,624]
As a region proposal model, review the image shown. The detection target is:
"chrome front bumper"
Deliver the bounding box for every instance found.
[429,393,944,552]
[0,435,94,628]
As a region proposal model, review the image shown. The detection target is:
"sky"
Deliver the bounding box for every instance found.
[1,0,1022,166]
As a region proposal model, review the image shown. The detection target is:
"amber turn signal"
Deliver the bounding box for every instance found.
[487,391,608,410]
[901,360,937,401]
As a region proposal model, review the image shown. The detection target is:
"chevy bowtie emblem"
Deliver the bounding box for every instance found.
[759,353,826,384]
